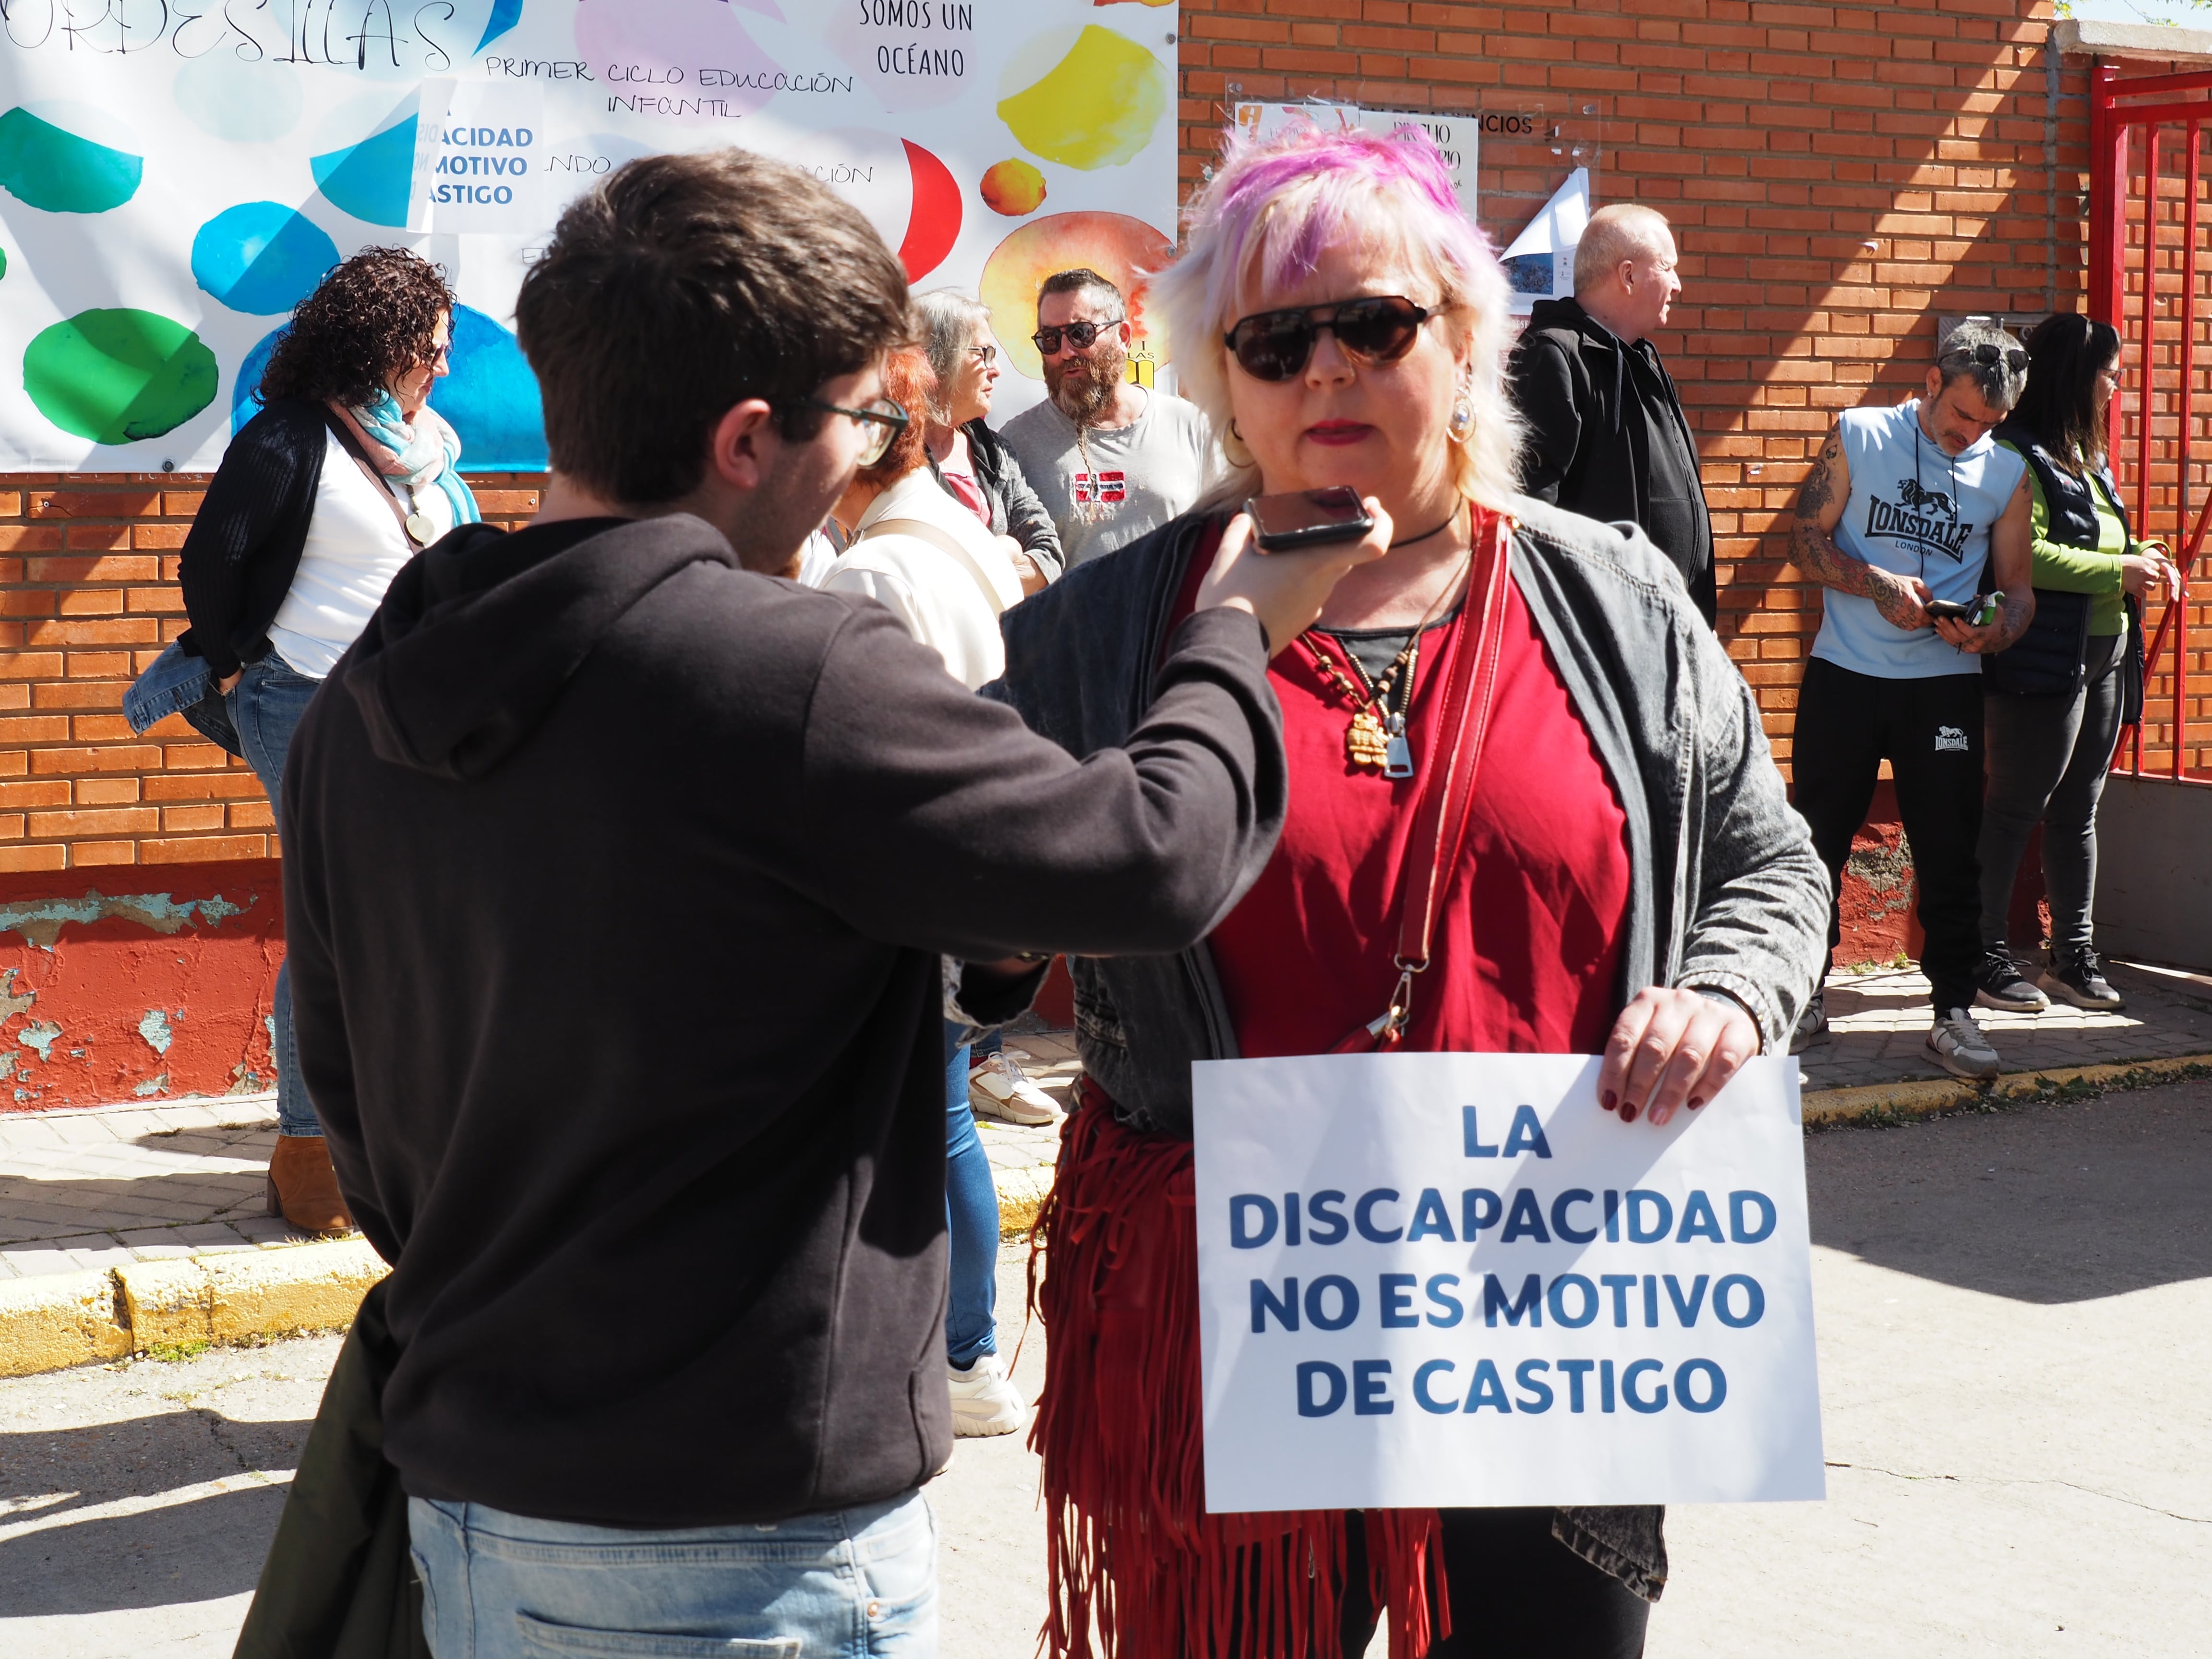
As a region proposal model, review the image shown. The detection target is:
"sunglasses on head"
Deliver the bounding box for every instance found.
[1031,317,1121,355]
[1224,296,1433,383]
[1942,342,2029,374]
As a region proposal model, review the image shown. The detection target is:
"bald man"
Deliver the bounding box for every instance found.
[1509,203,1718,624]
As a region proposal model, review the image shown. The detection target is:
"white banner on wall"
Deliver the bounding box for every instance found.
[1501,165,1590,315]
[1192,1051,1825,1513]
[0,1,1179,471]
[1232,102,1478,223]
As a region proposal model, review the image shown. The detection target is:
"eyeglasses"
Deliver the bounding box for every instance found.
[1224,296,1433,383]
[967,344,998,367]
[805,397,909,467]
[1031,317,1122,356]
[1941,342,2029,374]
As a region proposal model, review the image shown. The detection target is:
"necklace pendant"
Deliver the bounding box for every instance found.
[1346,709,1391,769]
[1382,712,1415,780]
[403,511,436,547]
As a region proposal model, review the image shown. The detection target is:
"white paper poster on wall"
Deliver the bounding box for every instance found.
[1501,165,1590,315]
[0,1,1178,471]
[1192,1051,1825,1512]
[1232,102,1478,224]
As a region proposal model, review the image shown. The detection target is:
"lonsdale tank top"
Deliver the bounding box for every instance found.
[1812,399,2027,679]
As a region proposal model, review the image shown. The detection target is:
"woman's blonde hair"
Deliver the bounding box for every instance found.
[1153,123,1523,510]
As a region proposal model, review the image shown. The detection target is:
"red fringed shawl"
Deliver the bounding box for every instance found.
[1029,1089,1448,1659]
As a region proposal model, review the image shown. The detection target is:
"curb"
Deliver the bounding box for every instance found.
[0,1238,387,1380]
[1802,1051,2212,1125]
[995,1165,1052,1240]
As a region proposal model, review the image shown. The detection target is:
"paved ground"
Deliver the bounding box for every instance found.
[4,1078,2205,1657]
[1796,957,2212,1091]
[4,965,2208,1281]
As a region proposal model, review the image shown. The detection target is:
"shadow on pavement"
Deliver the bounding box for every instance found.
[0,1484,288,1615]
[1806,1079,2212,1303]
[0,1410,312,1514]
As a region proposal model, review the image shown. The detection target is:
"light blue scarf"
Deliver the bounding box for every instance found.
[345,390,481,527]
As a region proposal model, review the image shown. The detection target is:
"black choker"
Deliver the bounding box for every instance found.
[1389,510,1461,550]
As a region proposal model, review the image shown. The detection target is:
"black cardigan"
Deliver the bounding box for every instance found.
[178,400,360,678]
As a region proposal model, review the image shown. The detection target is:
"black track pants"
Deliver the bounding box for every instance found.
[1790,658,1986,1012]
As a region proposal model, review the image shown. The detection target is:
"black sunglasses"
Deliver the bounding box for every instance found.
[1031,317,1121,355]
[804,396,908,467]
[1942,342,2029,374]
[1224,295,1434,383]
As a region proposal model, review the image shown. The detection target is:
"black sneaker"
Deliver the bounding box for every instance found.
[1974,950,2050,1013]
[1788,989,1829,1053]
[2039,949,2124,1011]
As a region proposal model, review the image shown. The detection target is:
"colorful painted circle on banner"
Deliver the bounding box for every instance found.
[997,26,1166,171]
[311,113,421,228]
[25,310,218,445]
[981,212,1172,380]
[0,106,143,214]
[232,304,545,469]
[192,204,342,315]
[427,304,545,470]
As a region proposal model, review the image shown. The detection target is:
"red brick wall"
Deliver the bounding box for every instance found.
[0,474,543,874]
[1175,0,2089,772]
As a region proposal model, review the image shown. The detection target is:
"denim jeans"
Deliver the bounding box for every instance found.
[225,656,323,1137]
[409,1492,937,1659]
[943,1022,997,1367]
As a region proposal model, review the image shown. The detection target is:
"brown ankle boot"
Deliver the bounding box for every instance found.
[267,1135,354,1237]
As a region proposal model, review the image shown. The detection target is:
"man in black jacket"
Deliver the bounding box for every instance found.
[1509,203,1719,624]
[280,150,1380,1655]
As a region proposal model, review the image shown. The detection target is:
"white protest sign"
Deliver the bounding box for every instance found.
[1193,1052,1824,1512]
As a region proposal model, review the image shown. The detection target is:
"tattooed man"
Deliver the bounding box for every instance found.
[1787,318,2036,1080]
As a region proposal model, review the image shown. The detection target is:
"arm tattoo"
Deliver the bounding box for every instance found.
[1789,428,1924,631]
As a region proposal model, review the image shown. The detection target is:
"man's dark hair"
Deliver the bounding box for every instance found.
[2010,312,2123,470]
[1038,268,1122,313]
[258,248,453,409]
[516,149,910,505]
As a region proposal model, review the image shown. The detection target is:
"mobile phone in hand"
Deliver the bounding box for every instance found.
[1925,592,2001,627]
[1245,486,1375,553]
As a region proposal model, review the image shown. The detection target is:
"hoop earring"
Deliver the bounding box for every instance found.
[1446,390,1476,446]
[1223,417,1254,469]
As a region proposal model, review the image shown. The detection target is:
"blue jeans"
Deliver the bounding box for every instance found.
[943,1022,997,1367]
[225,656,322,1137]
[408,1492,937,1659]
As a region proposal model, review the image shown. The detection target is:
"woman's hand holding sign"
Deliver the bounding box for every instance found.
[1599,985,1761,1127]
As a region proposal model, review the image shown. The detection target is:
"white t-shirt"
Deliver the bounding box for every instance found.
[1000,386,1217,568]
[1812,400,2027,680]
[268,431,454,679]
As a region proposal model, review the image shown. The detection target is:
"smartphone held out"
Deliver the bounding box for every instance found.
[1245,486,1376,552]
[1925,591,2002,627]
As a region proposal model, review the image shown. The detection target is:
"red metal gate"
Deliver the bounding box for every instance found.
[2091,65,2212,784]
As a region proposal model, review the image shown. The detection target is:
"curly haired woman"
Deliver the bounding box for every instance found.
[151,247,480,1234]
[994,125,1826,1659]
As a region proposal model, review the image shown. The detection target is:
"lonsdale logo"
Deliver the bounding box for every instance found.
[1864,478,1972,561]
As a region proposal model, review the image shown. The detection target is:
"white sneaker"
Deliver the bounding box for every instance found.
[968,1052,1061,1126]
[1926,1007,2000,1081]
[948,1353,1028,1437]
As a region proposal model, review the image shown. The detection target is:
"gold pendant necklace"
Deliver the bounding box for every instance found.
[1301,540,1474,778]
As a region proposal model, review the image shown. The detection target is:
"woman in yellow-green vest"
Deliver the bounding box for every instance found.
[1978,314,2181,1014]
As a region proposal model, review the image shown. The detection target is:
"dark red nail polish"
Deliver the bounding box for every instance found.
[1689,1095,1706,1110]
[1619,1101,1638,1123]
[1602,1090,1618,1112]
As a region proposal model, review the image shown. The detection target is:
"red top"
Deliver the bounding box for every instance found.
[1187,517,1633,1057]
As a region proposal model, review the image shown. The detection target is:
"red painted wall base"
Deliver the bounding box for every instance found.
[0,859,282,1114]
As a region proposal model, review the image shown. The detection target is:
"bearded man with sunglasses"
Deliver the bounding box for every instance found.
[266,150,1384,1659]
[1785,319,2037,1080]
[1001,267,1216,567]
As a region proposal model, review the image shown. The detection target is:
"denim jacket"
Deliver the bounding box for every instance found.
[988,495,1829,1599]
[123,639,242,756]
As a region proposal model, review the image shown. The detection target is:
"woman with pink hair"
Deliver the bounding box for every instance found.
[994,125,1826,1656]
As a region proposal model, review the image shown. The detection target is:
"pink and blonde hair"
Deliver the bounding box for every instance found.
[1154,122,1522,509]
